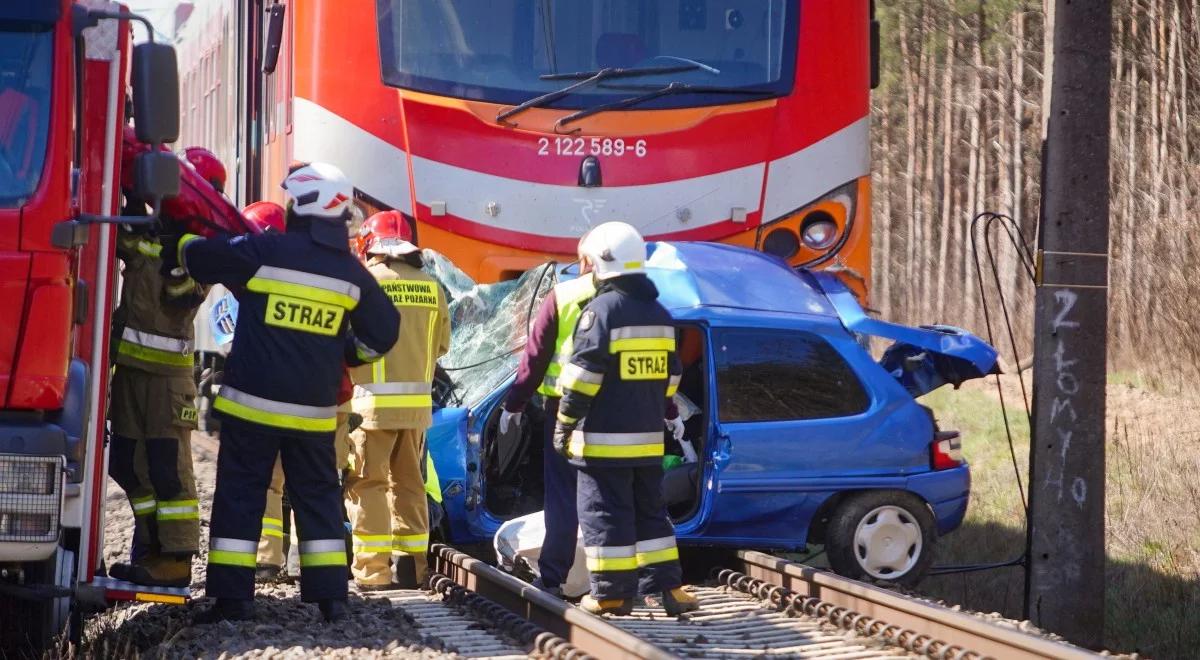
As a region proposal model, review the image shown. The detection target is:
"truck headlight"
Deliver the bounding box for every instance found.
[0,459,56,495]
[0,455,63,544]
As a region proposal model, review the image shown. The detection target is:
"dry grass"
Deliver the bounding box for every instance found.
[915,374,1200,659]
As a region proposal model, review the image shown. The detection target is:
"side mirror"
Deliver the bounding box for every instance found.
[134,151,181,201]
[262,4,286,74]
[131,42,180,144]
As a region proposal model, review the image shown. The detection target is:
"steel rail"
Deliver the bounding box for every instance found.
[735,551,1101,660]
[430,544,674,660]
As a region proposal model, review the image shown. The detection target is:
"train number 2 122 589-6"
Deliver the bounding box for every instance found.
[537,136,648,158]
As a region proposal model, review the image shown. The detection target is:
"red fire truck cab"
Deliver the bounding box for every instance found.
[0,1,181,652]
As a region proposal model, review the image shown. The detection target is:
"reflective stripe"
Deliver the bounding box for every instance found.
[392,533,428,554]
[584,545,638,572]
[353,382,433,410]
[636,536,677,552]
[356,382,430,395]
[300,539,348,566]
[164,277,198,298]
[215,386,337,432]
[559,363,603,396]
[121,328,194,353]
[130,495,157,516]
[610,326,675,341]
[118,341,195,368]
[354,337,383,363]
[610,325,676,353]
[353,534,393,552]
[157,499,200,521]
[637,546,680,566]
[210,537,258,568]
[569,431,662,459]
[178,234,202,270]
[136,239,162,258]
[247,266,361,310]
[667,374,681,397]
[556,412,579,425]
[425,312,438,381]
[262,517,284,539]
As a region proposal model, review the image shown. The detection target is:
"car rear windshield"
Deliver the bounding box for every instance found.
[0,25,52,208]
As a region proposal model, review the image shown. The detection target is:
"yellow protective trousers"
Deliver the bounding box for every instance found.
[344,427,429,586]
[257,413,352,568]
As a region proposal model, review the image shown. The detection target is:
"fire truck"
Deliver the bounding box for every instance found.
[0,1,184,651]
[177,0,880,299]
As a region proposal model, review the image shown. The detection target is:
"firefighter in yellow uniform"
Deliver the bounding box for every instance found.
[345,211,450,589]
[107,225,204,587]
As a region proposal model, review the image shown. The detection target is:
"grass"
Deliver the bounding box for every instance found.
[914,377,1200,659]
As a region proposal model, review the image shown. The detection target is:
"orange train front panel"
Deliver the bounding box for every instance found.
[289,0,872,299]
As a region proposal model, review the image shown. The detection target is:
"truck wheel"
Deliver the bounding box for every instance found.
[825,491,935,586]
[0,546,75,655]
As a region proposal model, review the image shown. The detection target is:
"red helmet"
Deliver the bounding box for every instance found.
[242,201,286,234]
[356,210,417,260]
[184,146,226,193]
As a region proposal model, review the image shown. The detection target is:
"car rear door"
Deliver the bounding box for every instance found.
[695,323,923,548]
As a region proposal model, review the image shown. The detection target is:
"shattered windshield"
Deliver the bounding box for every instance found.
[424,250,556,410]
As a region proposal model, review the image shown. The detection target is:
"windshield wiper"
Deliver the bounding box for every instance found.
[555,82,776,130]
[495,64,700,125]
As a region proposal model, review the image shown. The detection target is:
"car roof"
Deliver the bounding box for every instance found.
[644,242,840,321]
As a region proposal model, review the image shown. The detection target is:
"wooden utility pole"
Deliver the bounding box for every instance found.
[1025,0,1112,649]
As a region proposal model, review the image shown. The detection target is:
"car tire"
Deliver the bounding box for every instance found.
[825,490,936,587]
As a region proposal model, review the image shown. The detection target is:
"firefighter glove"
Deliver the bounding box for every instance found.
[665,416,685,442]
[552,422,573,458]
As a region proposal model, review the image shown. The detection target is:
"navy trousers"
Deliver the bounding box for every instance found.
[539,397,578,589]
[577,464,682,600]
[206,422,348,602]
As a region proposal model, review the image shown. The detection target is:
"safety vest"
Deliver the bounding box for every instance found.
[350,260,451,430]
[537,276,598,398]
[425,452,442,504]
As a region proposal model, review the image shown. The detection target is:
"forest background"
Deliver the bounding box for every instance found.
[870,0,1195,387]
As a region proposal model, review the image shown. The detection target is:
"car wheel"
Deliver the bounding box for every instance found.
[825,491,935,586]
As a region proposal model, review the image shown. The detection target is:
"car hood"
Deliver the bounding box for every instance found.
[813,272,1000,397]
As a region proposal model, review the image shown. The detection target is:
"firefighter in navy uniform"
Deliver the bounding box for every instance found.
[165,162,400,623]
[552,222,700,616]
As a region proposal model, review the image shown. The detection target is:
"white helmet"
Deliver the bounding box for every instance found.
[578,221,646,280]
[281,162,353,219]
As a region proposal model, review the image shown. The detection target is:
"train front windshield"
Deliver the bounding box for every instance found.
[376,0,797,109]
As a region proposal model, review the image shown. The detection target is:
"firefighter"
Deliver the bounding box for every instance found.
[551,222,699,616]
[164,162,400,622]
[105,195,208,587]
[345,211,450,590]
[497,236,597,597]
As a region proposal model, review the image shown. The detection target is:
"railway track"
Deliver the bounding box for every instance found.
[429,544,1101,659]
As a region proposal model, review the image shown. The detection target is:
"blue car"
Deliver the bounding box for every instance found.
[426,242,997,585]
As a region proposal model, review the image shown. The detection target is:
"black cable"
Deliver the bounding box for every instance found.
[930,211,1035,577]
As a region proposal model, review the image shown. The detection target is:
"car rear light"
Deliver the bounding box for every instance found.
[930,431,963,470]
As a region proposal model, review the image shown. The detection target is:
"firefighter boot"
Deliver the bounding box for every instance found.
[580,595,634,616]
[392,554,419,589]
[319,598,347,623]
[193,598,254,624]
[255,564,283,583]
[108,562,133,581]
[662,587,700,616]
[126,555,193,588]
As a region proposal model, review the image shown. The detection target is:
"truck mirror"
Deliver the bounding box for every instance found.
[131,42,180,145]
[134,151,181,201]
[262,4,286,74]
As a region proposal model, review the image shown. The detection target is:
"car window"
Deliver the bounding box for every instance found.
[714,329,869,422]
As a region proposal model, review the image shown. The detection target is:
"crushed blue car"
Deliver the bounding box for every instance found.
[425,242,997,585]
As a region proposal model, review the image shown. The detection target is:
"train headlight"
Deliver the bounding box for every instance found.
[762,228,801,260]
[800,212,840,250]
